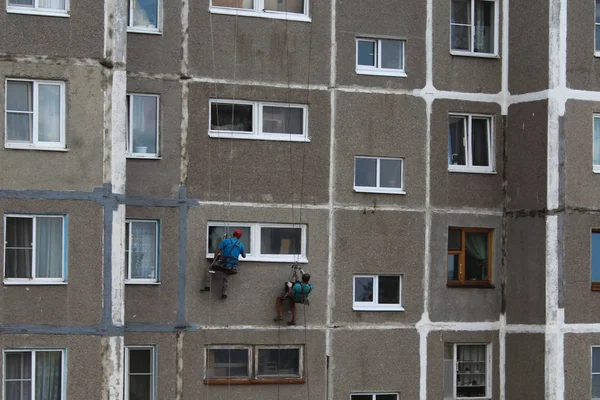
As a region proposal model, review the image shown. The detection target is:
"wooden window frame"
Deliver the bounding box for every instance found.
[447,227,494,288]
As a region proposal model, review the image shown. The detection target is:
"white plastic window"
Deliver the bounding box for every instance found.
[353,275,403,311]
[354,156,404,194]
[210,0,310,22]
[450,0,498,56]
[356,38,406,77]
[448,114,494,173]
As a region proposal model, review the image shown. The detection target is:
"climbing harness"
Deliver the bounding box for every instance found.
[280,263,311,305]
[209,235,242,275]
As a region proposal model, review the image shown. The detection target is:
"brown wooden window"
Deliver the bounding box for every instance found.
[447,227,493,288]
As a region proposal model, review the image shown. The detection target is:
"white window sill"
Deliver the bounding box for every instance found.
[6,6,69,17]
[125,280,160,285]
[448,167,496,174]
[450,50,500,59]
[595,52,600,58]
[354,187,406,195]
[593,165,600,173]
[127,27,162,35]
[4,280,67,285]
[126,154,162,160]
[209,6,311,23]
[353,305,405,312]
[206,255,308,263]
[5,143,68,151]
[355,69,407,78]
[208,132,310,143]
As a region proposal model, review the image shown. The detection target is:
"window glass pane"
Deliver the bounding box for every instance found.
[38,84,61,143]
[35,351,62,400]
[355,158,377,187]
[212,0,254,9]
[448,228,462,250]
[451,0,470,23]
[130,222,157,279]
[129,375,151,400]
[8,0,34,6]
[131,95,158,154]
[451,25,471,51]
[36,217,63,278]
[593,348,600,373]
[5,217,33,278]
[457,345,486,398]
[257,348,300,377]
[211,103,253,132]
[474,0,494,53]
[132,0,158,28]
[465,232,489,281]
[357,41,376,67]
[262,106,303,135]
[7,81,32,112]
[471,118,490,167]
[592,233,600,282]
[597,0,600,23]
[379,159,402,189]
[260,227,301,255]
[129,349,152,374]
[595,118,600,166]
[206,349,249,378]
[6,352,32,379]
[594,374,600,398]
[376,395,398,400]
[354,277,374,302]
[6,113,33,142]
[263,0,304,13]
[448,254,460,280]
[449,117,467,166]
[6,218,33,248]
[378,276,400,305]
[596,25,600,53]
[38,0,65,10]
[381,40,402,70]
[350,396,372,400]
[208,226,250,254]
[443,344,455,397]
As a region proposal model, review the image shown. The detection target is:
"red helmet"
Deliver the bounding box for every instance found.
[233,229,243,237]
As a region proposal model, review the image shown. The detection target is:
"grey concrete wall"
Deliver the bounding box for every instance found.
[0,62,104,191]
[564,333,600,400]
[567,0,600,90]
[126,78,183,198]
[332,329,419,400]
[125,207,179,324]
[334,92,427,208]
[335,0,426,90]
[432,1,502,93]
[0,199,103,326]
[186,83,330,204]
[430,100,504,209]
[0,0,104,58]
[332,209,424,325]
[429,213,502,322]
[505,333,545,400]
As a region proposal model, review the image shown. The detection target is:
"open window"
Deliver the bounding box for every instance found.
[447,227,493,287]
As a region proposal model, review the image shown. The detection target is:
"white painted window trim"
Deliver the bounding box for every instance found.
[127,93,160,158]
[449,0,500,58]
[355,38,407,78]
[3,214,67,285]
[5,79,66,150]
[452,343,492,400]
[206,222,308,263]
[593,115,600,173]
[125,346,157,400]
[2,349,67,400]
[125,219,159,284]
[354,156,405,194]
[6,0,69,17]
[448,113,495,174]
[209,0,310,22]
[596,1,600,57]
[352,274,404,311]
[592,346,600,398]
[127,0,162,33]
[205,345,252,379]
[254,345,303,379]
[350,394,400,400]
[208,99,310,142]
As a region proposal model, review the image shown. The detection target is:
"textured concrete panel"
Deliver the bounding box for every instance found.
[430,100,503,209]
[335,0,426,90]
[334,92,427,208]
[0,63,104,191]
[429,213,502,322]
[126,78,182,198]
[567,0,600,90]
[186,83,330,204]
[505,217,546,325]
[331,209,425,325]
[565,333,600,400]
[0,200,103,326]
[186,206,328,326]
[505,333,545,400]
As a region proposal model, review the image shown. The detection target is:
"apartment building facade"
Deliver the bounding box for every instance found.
[0,0,598,399]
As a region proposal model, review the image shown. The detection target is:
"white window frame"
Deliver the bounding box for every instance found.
[204,345,252,380]
[593,346,600,399]
[350,394,400,400]
[593,115,600,173]
[6,0,69,17]
[206,222,308,263]
[2,349,67,400]
[353,156,405,194]
[127,93,160,158]
[208,99,309,142]
[355,38,407,78]
[449,0,499,58]
[127,0,162,34]
[125,219,159,284]
[596,0,600,57]
[254,345,303,379]
[3,214,67,285]
[448,113,495,174]
[451,343,492,400]
[4,79,66,150]
[125,346,156,400]
[352,275,404,311]
[209,0,310,23]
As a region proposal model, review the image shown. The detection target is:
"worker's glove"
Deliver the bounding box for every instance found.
[286,281,293,288]
[300,269,305,275]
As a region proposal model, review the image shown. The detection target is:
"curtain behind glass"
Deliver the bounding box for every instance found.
[38,84,61,143]
[450,0,470,50]
[264,0,304,13]
[130,222,157,279]
[35,352,62,400]
[380,40,402,70]
[131,96,158,154]
[465,232,488,280]
[594,118,600,166]
[133,0,158,28]
[474,0,494,53]
[5,217,33,278]
[38,0,65,9]
[471,118,490,167]
[36,217,63,278]
[449,117,466,165]
[6,81,33,142]
[5,352,32,400]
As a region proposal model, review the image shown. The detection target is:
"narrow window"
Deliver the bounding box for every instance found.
[7,0,68,15]
[593,116,600,172]
[255,347,302,378]
[596,1,600,54]
[444,343,491,399]
[125,220,159,283]
[210,0,309,20]
[3,350,65,400]
[356,38,406,77]
[205,347,251,379]
[127,94,159,157]
[128,0,160,32]
[592,347,600,398]
[354,157,404,194]
[4,215,66,283]
[451,0,497,55]
[353,275,403,311]
[125,346,156,400]
[448,114,494,173]
[5,80,66,149]
[447,227,493,287]
[351,394,400,400]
